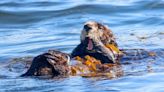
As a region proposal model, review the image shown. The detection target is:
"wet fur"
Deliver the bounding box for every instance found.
[71,21,119,63]
[21,50,69,77]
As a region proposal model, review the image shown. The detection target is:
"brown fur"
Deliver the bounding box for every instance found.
[21,50,69,77]
[71,21,121,63]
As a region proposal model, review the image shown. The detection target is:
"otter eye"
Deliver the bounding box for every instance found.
[84,25,92,31]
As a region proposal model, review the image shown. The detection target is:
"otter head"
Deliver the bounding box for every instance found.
[73,21,120,63]
[81,21,117,51]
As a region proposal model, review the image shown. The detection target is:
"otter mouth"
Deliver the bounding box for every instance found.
[86,37,93,50]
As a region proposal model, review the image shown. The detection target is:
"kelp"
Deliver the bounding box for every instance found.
[71,44,123,78]
[105,43,123,55]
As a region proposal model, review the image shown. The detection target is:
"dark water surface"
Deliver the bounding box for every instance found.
[0,0,164,92]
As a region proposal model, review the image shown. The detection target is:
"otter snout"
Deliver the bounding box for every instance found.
[84,24,92,32]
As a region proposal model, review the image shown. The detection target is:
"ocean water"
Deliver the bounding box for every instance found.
[0,0,164,92]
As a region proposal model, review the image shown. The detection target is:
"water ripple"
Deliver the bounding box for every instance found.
[0,0,164,92]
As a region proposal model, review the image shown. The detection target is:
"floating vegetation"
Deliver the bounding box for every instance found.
[71,44,123,78]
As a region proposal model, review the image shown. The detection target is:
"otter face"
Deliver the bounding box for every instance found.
[81,21,102,47]
[81,21,117,51]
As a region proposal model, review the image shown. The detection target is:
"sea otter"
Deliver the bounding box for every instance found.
[21,21,123,77]
[71,21,122,64]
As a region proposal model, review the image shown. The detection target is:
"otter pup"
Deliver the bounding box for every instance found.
[71,21,122,64]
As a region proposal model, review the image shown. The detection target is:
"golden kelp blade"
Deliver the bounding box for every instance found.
[70,67,77,76]
[74,56,83,61]
[72,54,120,77]
[105,44,121,54]
[85,60,92,66]
[84,60,96,72]
[85,55,103,72]
[85,55,101,65]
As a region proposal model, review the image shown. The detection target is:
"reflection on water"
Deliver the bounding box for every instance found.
[0,0,164,92]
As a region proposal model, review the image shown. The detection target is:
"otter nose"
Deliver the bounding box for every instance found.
[84,24,91,32]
